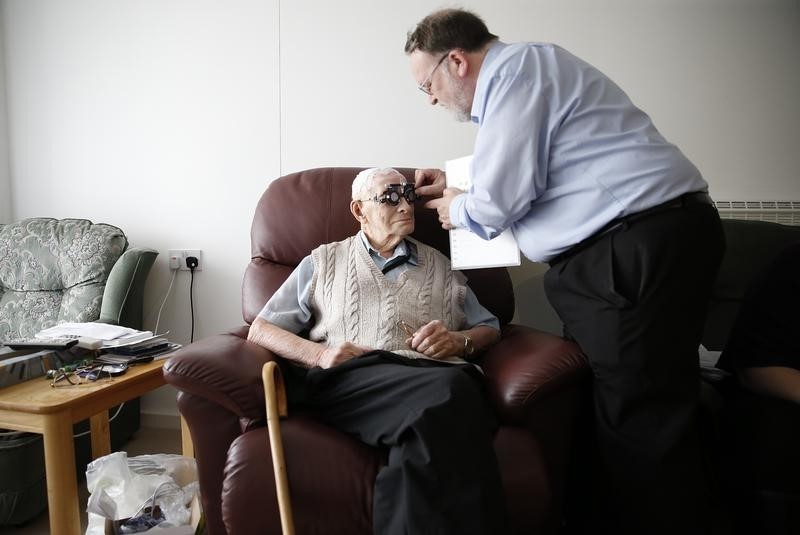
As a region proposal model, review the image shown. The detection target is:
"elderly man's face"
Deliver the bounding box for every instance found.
[353,171,415,255]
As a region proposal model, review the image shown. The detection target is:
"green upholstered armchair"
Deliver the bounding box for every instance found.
[0,218,157,341]
[0,217,157,526]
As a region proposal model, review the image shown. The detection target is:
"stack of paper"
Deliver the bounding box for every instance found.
[36,322,154,347]
[445,155,521,270]
[36,322,181,363]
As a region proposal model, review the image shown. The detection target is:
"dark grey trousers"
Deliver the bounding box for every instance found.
[288,351,508,535]
[545,202,725,535]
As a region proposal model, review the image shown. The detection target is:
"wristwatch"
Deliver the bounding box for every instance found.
[462,335,475,358]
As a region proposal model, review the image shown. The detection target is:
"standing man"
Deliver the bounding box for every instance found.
[405,8,725,535]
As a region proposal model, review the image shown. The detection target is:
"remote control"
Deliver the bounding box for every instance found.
[4,339,79,350]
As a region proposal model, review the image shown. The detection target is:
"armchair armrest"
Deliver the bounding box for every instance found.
[99,247,158,328]
[481,324,589,424]
[163,326,279,421]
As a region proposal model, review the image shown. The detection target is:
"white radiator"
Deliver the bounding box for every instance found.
[714,200,800,226]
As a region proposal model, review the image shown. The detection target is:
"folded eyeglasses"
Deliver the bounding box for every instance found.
[359,183,420,206]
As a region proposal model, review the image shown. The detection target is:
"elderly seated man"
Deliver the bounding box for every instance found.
[247,167,507,534]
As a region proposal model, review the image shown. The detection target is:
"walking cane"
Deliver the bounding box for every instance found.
[262,361,296,535]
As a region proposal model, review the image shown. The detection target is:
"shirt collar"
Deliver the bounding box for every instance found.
[471,40,507,124]
[358,230,419,266]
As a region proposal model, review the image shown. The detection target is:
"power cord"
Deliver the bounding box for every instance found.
[186,256,199,343]
[153,268,178,335]
[73,402,126,438]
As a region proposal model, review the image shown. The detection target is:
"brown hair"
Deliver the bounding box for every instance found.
[404,9,498,55]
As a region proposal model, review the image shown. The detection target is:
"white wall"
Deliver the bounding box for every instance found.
[280,0,800,200]
[1,0,281,418]
[0,15,11,224]
[278,0,800,333]
[1,0,798,417]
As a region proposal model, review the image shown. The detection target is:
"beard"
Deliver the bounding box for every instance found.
[444,71,473,122]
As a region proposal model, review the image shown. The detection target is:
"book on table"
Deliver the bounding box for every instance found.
[97,337,182,364]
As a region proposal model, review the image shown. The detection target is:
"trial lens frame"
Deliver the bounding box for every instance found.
[360,183,420,206]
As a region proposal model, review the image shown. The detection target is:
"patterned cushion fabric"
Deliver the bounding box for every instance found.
[0,218,127,341]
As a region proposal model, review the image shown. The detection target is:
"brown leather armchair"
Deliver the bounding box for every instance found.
[164,167,589,535]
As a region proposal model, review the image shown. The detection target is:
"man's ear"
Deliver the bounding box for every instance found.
[449,49,470,78]
[350,200,366,222]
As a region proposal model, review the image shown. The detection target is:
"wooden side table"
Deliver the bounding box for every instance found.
[0,359,183,535]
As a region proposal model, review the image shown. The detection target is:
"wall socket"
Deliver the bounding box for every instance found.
[168,249,203,271]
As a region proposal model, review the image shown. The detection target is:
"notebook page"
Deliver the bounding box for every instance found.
[445,155,521,270]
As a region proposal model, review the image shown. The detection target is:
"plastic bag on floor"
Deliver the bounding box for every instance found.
[84,451,199,535]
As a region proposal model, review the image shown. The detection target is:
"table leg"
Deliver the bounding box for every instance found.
[90,411,111,459]
[181,415,194,457]
[42,413,81,535]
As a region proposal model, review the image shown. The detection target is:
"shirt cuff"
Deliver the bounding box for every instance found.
[449,193,468,228]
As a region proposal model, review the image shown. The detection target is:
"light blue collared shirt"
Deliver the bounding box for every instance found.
[258,231,499,334]
[449,41,709,263]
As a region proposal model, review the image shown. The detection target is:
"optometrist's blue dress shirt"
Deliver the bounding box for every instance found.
[258,231,500,334]
[448,41,709,263]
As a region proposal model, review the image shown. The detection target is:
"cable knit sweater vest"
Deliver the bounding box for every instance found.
[309,235,468,363]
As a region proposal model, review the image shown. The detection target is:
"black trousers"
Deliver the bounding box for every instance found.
[544,202,725,535]
[287,351,507,535]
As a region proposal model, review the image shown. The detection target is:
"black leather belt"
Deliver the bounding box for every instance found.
[548,191,714,266]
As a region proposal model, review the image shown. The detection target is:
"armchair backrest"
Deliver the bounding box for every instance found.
[242,167,515,326]
[702,218,800,351]
[0,218,127,340]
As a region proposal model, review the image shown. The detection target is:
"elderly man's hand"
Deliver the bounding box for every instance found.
[408,320,463,360]
[317,342,371,369]
[414,168,447,198]
[425,187,463,230]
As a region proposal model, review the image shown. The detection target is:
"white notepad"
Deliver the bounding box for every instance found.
[445,155,521,270]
